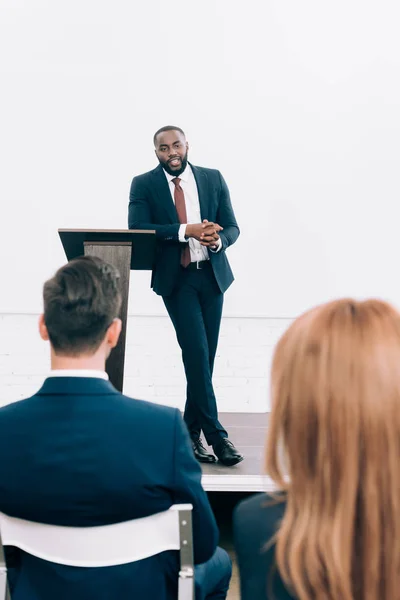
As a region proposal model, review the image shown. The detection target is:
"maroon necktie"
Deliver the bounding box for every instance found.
[172,177,191,268]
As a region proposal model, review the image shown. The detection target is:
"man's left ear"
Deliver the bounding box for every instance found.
[38,314,49,342]
[107,318,122,349]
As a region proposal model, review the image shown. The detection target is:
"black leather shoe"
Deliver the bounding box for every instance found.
[212,438,244,466]
[193,439,217,463]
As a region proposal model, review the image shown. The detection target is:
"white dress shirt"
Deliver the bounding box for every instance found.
[163,165,222,262]
[48,369,109,380]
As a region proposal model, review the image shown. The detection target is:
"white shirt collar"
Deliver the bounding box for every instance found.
[48,370,109,380]
[163,163,192,184]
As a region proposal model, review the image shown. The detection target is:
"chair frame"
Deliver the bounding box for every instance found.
[0,504,194,600]
[177,506,194,599]
[0,533,10,600]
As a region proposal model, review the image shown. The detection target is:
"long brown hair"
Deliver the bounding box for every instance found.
[266,299,400,600]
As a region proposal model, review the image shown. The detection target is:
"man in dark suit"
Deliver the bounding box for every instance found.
[128,126,243,467]
[0,256,231,600]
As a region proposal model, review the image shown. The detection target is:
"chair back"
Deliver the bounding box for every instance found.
[0,504,194,599]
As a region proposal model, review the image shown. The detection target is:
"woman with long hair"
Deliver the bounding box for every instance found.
[233,298,400,600]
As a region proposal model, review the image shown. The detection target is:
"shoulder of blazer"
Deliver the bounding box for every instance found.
[132,164,164,185]
[190,164,220,179]
[119,394,179,420]
[234,493,286,538]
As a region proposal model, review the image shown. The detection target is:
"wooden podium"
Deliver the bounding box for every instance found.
[58,229,156,392]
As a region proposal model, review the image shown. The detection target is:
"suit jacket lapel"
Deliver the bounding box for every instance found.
[191,165,209,220]
[151,165,178,223]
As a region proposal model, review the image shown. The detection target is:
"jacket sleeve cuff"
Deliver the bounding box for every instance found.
[179,224,188,242]
[209,237,222,253]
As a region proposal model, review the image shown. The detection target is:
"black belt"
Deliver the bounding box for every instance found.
[184,260,211,271]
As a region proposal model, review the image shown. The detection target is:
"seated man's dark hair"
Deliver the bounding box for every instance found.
[153,125,185,146]
[43,255,122,356]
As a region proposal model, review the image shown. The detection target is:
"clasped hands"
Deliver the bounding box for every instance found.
[185,220,223,248]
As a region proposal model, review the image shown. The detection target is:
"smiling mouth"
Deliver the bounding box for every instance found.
[168,158,181,166]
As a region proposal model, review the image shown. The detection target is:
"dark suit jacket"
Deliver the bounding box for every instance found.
[0,377,218,600]
[233,493,296,600]
[128,163,240,297]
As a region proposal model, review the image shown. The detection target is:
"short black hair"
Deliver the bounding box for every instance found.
[153,125,185,146]
[43,255,122,356]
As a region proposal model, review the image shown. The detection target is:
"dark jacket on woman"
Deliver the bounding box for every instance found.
[233,493,296,600]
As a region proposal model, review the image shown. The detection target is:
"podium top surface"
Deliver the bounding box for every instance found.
[58,229,156,270]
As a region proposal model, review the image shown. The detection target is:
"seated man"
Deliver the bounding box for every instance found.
[0,255,231,600]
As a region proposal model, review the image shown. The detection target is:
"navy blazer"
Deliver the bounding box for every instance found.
[128,164,240,297]
[0,377,218,600]
[233,493,296,600]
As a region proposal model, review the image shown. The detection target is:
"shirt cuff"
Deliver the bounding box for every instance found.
[209,237,222,253]
[179,224,188,243]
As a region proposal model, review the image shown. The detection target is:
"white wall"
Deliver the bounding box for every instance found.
[0,313,290,411]
[1,0,400,318]
[1,1,399,408]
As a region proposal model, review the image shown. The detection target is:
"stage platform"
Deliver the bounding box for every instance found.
[200,413,276,493]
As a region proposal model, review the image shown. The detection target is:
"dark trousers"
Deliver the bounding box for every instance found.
[194,547,232,600]
[163,264,228,446]
[164,546,232,600]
